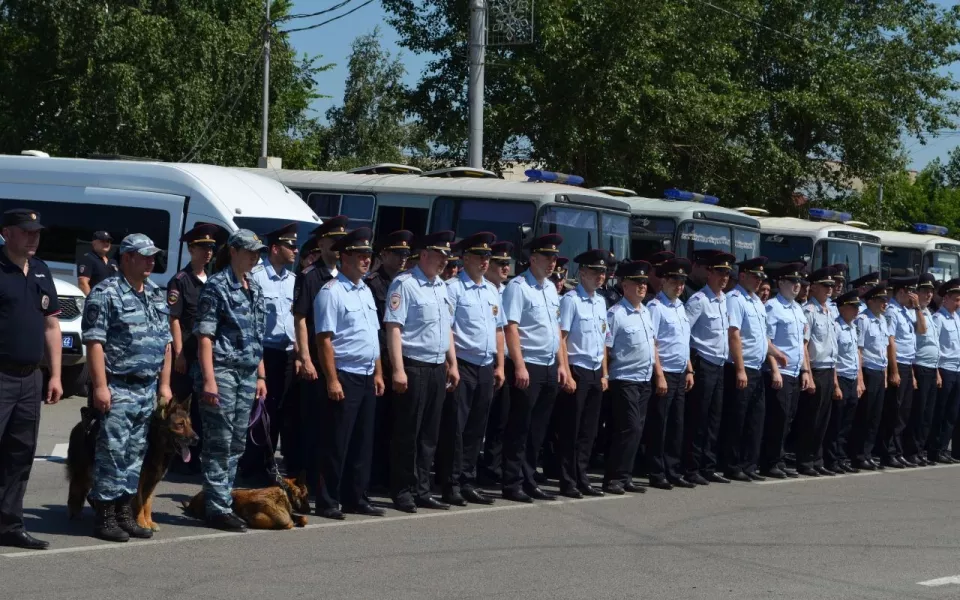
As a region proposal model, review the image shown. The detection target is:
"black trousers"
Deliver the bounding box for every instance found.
[0,369,42,535]
[316,371,376,510]
[851,368,886,462]
[876,362,914,460]
[556,365,603,492]
[646,372,686,481]
[370,364,393,489]
[390,359,446,503]
[823,376,858,467]
[502,361,558,492]
[719,364,765,475]
[479,376,510,481]
[300,377,324,493]
[605,379,650,486]
[760,372,799,471]
[436,359,495,493]
[929,369,960,457]
[795,368,834,470]
[908,365,938,458]
[684,357,724,476]
[171,357,202,467]
[240,347,296,475]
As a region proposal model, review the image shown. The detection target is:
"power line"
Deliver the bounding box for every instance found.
[278,0,354,22]
[280,0,377,34]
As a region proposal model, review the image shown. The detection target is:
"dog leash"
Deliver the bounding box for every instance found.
[247,396,291,495]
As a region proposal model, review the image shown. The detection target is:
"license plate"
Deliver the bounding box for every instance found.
[62,336,74,349]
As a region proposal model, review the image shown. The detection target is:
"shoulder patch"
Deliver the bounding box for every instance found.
[322,279,336,290]
[389,291,402,311]
[167,289,180,306]
[78,264,86,275]
[84,302,100,323]
[198,295,213,315]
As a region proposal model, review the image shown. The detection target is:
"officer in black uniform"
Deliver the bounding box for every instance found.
[0,209,63,550]
[76,230,119,295]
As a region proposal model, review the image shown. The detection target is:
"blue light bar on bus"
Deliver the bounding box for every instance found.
[808,208,852,223]
[913,223,949,236]
[663,188,720,205]
[525,170,585,186]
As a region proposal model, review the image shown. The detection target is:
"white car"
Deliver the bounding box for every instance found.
[50,276,88,398]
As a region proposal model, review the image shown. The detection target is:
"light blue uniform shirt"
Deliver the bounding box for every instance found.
[447,271,505,367]
[933,308,960,371]
[804,298,838,369]
[914,307,940,369]
[560,284,607,371]
[884,299,917,365]
[314,273,380,375]
[835,316,860,380]
[647,291,691,374]
[502,270,561,367]
[685,286,729,366]
[827,298,839,320]
[858,309,890,371]
[251,262,296,351]
[765,294,807,377]
[384,265,453,365]
[726,284,767,371]
[605,298,655,382]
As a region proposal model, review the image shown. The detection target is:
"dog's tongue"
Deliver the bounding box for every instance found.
[181,447,191,463]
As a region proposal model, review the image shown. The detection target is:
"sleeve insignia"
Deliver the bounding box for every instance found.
[167,289,180,306]
[389,292,401,311]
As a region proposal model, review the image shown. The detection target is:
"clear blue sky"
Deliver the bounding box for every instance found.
[287,0,959,170]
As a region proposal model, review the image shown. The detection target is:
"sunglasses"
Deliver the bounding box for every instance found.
[492,260,511,267]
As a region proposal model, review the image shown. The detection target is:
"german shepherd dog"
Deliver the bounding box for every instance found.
[66,398,198,530]
[181,476,310,529]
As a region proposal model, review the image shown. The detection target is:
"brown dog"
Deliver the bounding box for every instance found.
[181,476,310,530]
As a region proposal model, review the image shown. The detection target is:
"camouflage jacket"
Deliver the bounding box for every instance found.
[194,267,266,370]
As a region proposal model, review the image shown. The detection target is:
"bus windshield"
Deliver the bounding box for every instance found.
[922,250,960,281]
[601,213,631,263]
[630,216,675,260]
[431,197,537,253]
[540,206,604,276]
[862,244,881,278]
[881,246,921,277]
[676,222,759,262]
[760,234,813,269]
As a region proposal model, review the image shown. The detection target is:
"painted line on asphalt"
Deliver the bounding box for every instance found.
[755,462,960,485]
[918,575,960,587]
[33,443,69,463]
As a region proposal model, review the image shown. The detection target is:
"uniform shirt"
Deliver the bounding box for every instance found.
[804,297,838,369]
[685,286,729,366]
[167,263,206,361]
[914,307,940,369]
[858,309,890,371]
[726,284,767,371]
[827,298,839,320]
[605,297,655,382]
[835,317,860,380]
[77,251,118,290]
[502,270,561,367]
[765,293,808,377]
[194,267,266,370]
[0,252,60,365]
[292,263,336,361]
[884,298,917,365]
[82,275,170,378]
[647,291,691,373]
[315,273,380,375]
[251,261,296,351]
[366,265,395,326]
[447,271,505,367]
[560,284,607,371]
[384,265,453,365]
[933,307,960,371]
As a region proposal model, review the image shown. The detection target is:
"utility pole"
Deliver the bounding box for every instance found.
[467,0,486,169]
[260,0,271,162]
[877,181,884,227]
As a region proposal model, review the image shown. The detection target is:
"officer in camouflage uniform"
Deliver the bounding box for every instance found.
[82,234,173,543]
[193,230,268,532]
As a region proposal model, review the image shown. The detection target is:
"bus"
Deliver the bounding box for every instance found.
[238,165,632,277]
[875,224,960,282]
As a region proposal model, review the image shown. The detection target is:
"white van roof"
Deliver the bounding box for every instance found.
[759,216,877,238]
[875,230,957,250]
[620,195,761,226]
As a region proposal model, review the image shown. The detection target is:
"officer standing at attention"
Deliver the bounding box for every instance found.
[556,249,610,498]
[241,223,299,481]
[822,290,865,474]
[0,209,63,550]
[82,233,172,543]
[850,272,881,314]
[643,251,675,303]
[436,232,505,506]
[193,230,268,532]
[684,251,735,485]
[850,285,892,471]
[313,228,386,519]
[77,231,118,295]
[760,263,814,479]
[906,273,940,466]
[796,266,839,477]
[926,279,960,464]
[501,234,572,503]
[828,264,848,318]
[720,257,771,482]
[298,237,323,271]
[550,257,571,296]
[384,231,460,513]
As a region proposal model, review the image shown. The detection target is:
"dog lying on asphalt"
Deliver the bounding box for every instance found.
[181,476,310,530]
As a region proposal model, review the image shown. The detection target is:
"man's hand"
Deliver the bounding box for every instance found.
[255,378,267,402]
[889,371,901,387]
[601,377,609,393]
[514,365,530,390]
[493,367,505,390]
[327,378,344,402]
[92,384,112,413]
[201,380,219,406]
[832,381,842,401]
[158,384,173,406]
[300,359,319,381]
[374,374,385,397]
[559,368,576,394]
[771,372,783,390]
[937,371,943,389]
[174,352,187,374]
[45,376,63,405]
[801,372,814,392]
[684,373,695,392]
[446,365,460,391]
[294,358,303,378]
[736,368,748,390]
[856,380,865,398]
[655,374,668,396]
[771,348,788,367]
[392,369,408,394]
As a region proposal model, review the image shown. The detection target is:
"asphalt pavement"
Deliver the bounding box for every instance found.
[5,396,960,600]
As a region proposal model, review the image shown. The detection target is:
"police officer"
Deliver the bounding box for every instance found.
[828,264,848,318]
[556,249,610,498]
[0,209,63,550]
[442,254,462,281]
[758,279,772,304]
[684,251,735,485]
[77,230,118,295]
[437,232,505,506]
[384,231,460,513]
[501,234,571,503]
[644,251,675,303]
[928,278,960,464]
[822,290,864,474]
[298,237,323,271]
[241,223,299,481]
[720,256,769,482]
[596,252,622,309]
[851,284,892,471]
[760,263,814,478]
[193,230,268,531]
[680,249,719,303]
[646,258,695,489]
[906,273,940,466]
[550,257,571,296]
[82,233,172,542]
[313,228,386,519]
[850,272,881,314]
[796,266,839,477]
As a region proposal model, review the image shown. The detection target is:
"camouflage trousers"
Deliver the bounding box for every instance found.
[194,366,257,516]
[92,378,157,502]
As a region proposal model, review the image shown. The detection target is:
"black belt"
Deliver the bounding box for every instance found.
[403,357,446,368]
[108,373,157,384]
[0,363,39,377]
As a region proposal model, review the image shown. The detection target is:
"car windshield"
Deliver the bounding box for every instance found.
[923,250,960,281]
[601,213,630,263]
[540,206,600,277]
[881,245,921,277]
[675,222,733,258]
[760,234,813,269]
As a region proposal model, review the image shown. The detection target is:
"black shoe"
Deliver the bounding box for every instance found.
[854,459,876,471]
[461,487,495,505]
[685,473,709,486]
[602,483,625,495]
[318,507,346,520]
[703,472,730,484]
[442,491,468,507]
[882,457,905,469]
[115,497,153,539]
[815,466,836,476]
[745,471,766,482]
[649,478,674,490]
[94,501,129,543]
[207,512,247,532]
[345,504,386,517]
[415,496,450,510]
[579,485,604,497]
[0,530,49,550]
[560,488,583,499]
[623,482,646,494]
[842,461,860,473]
[797,466,820,477]
[761,468,787,479]
[871,458,885,470]
[525,486,557,501]
[502,488,533,503]
[941,453,957,464]
[784,469,800,478]
[668,477,696,489]
[726,471,751,483]
[902,456,919,467]
[393,500,417,514]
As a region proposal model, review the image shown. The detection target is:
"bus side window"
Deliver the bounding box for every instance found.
[376,206,429,239]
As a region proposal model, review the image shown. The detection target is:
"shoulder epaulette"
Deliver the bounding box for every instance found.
[301,265,315,275]
[395,272,413,282]
[321,279,336,290]
[251,264,265,275]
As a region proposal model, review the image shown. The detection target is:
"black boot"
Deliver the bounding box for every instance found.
[94,501,129,543]
[115,496,153,539]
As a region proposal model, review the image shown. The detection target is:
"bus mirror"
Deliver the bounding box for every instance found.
[801,254,811,264]
[517,223,534,248]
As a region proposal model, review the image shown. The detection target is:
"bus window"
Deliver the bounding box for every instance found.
[306,192,375,229]
[818,240,861,281]
[760,234,813,269]
[630,216,675,260]
[922,250,960,281]
[733,228,760,263]
[376,206,429,240]
[601,213,630,262]
[861,244,881,278]
[676,222,732,258]
[541,206,600,276]
[431,197,537,253]
[880,246,920,277]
